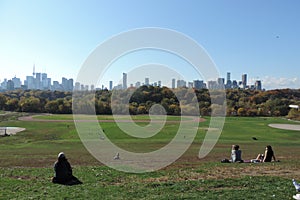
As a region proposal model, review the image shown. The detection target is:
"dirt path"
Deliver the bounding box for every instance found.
[269,124,300,131]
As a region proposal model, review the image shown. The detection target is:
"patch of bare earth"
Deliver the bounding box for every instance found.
[205,164,300,179]
[0,127,26,136]
[269,123,300,131]
[142,163,300,184]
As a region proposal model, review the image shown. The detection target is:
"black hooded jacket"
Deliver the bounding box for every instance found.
[54,157,73,183]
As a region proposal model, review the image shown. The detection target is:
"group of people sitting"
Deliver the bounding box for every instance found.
[51,145,277,186]
[222,144,277,163]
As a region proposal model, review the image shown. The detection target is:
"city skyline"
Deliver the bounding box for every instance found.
[1,1,300,90]
[0,66,263,91]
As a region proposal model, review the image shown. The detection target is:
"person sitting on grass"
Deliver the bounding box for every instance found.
[231,144,243,163]
[255,145,277,162]
[221,144,243,163]
[52,152,82,185]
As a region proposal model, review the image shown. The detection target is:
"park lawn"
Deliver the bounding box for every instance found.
[216,117,300,162]
[0,115,300,199]
[0,165,296,199]
[33,114,193,121]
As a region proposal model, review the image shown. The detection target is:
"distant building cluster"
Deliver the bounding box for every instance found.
[0,66,262,92]
[115,72,262,91]
[0,66,74,92]
[208,73,262,90]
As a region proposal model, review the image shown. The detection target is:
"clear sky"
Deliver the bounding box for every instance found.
[0,0,300,90]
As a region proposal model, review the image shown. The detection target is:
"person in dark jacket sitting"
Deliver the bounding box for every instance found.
[52,152,82,185]
[255,145,276,162]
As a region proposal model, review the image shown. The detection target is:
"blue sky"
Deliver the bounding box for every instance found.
[0,0,300,89]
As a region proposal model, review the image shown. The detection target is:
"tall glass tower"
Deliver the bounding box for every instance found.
[122,73,127,89]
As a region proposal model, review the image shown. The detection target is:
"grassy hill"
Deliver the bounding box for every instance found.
[0,114,299,199]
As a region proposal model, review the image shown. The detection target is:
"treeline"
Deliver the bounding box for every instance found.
[0,90,73,114]
[0,87,300,118]
[72,85,215,116]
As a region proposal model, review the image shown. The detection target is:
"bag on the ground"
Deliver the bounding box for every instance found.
[221,158,230,163]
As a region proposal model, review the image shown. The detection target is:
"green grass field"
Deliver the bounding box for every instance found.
[33,114,194,121]
[1,114,300,199]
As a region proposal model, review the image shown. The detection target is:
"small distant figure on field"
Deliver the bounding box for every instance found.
[293,179,300,192]
[253,145,276,163]
[52,152,82,185]
[114,152,120,160]
[100,135,105,140]
[221,144,243,163]
[231,144,243,163]
[292,179,300,199]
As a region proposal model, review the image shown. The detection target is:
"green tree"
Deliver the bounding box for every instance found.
[168,104,180,115]
[58,99,72,114]
[45,100,59,113]
[237,108,247,116]
[137,105,147,114]
[5,98,19,111]
[287,108,300,120]
[19,97,42,112]
[0,94,7,110]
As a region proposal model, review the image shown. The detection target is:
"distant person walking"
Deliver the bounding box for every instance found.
[255,145,277,162]
[52,152,82,185]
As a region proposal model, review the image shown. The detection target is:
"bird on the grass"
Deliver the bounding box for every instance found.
[252,137,258,140]
[293,194,300,200]
[114,152,120,160]
[100,129,105,140]
[293,179,300,192]
[100,135,105,140]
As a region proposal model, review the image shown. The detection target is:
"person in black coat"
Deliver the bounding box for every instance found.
[256,145,276,162]
[52,152,82,185]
